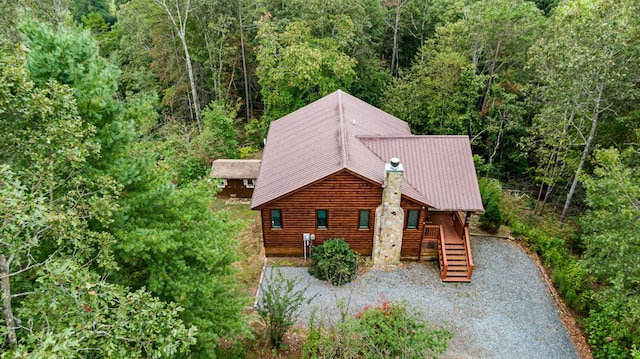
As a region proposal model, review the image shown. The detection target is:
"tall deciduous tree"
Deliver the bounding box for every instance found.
[255,13,357,120]
[382,43,484,135]
[529,0,640,222]
[153,0,204,132]
[580,147,640,357]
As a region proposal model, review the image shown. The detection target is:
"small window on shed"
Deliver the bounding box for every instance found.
[217,179,227,188]
[358,209,370,229]
[243,179,255,188]
[406,209,419,229]
[271,209,282,229]
[317,209,328,229]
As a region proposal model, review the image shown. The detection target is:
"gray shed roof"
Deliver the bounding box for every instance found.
[211,159,261,179]
[250,90,483,212]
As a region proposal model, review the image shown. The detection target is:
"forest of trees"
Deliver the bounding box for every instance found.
[0,0,638,357]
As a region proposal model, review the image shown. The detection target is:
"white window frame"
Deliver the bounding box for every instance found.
[243,178,255,188]
[217,178,228,188]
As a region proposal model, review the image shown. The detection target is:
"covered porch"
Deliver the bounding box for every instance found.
[420,211,474,282]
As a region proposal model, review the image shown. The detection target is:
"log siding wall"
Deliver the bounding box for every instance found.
[259,171,429,257]
[216,179,254,198]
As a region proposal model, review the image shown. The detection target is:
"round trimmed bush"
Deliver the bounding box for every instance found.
[308,238,358,286]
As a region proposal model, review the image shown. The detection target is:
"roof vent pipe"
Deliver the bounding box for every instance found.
[390,157,400,169]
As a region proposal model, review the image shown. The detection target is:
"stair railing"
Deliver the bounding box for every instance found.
[438,224,447,280]
[463,226,474,280]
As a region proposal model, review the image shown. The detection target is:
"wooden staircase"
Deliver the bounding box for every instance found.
[437,224,474,282]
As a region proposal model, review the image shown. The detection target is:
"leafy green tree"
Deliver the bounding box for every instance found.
[82,11,122,57]
[580,148,640,358]
[382,43,484,136]
[0,43,196,356]
[194,100,240,160]
[71,0,115,24]
[13,259,197,358]
[255,13,357,120]
[257,0,390,106]
[152,0,205,132]
[112,180,248,356]
[529,0,640,222]
[18,19,249,356]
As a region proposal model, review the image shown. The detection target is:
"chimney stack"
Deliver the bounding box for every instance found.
[373,158,404,266]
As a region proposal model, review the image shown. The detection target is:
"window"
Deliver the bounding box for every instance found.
[358,209,370,229]
[406,209,420,229]
[270,209,282,228]
[243,179,255,188]
[316,209,328,229]
[217,178,227,188]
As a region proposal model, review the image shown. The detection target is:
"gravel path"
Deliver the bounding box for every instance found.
[261,237,579,358]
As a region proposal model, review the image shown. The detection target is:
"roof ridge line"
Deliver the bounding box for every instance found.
[338,90,348,167]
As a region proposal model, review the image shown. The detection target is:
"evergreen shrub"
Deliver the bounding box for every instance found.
[478,177,503,233]
[308,238,358,286]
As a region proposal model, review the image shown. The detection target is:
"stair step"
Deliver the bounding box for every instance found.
[443,277,471,283]
[447,267,468,271]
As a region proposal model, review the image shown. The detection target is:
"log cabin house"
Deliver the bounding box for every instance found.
[250,91,484,282]
[211,159,260,198]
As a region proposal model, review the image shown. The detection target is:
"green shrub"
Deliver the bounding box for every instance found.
[178,156,209,185]
[479,199,502,233]
[257,268,314,349]
[478,177,503,233]
[308,238,358,286]
[303,296,451,359]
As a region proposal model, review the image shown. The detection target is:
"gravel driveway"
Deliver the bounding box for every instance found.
[261,236,579,358]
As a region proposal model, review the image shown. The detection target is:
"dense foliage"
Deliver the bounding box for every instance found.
[309,238,359,286]
[478,178,503,233]
[2,0,639,357]
[303,296,451,358]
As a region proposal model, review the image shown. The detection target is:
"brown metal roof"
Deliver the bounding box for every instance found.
[250,90,484,212]
[211,159,261,179]
[357,136,484,211]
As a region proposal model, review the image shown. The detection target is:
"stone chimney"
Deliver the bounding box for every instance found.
[373,158,404,266]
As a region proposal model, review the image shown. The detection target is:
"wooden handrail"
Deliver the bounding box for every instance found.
[463,226,474,280]
[438,224,447,280]
[423,225,440,239]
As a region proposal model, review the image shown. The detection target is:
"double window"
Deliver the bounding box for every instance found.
[270,209,282,228]
[316,209,328,229]
[358,209,370,229]
[406,209,420,229]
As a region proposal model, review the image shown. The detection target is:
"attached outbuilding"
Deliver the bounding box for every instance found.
[211,159,261,198]
[251,90,483,282]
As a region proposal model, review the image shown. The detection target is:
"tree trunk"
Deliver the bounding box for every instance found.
[180,34,203,133]
[535,151,555,215]
[1,254,17,348]
[390,1,403,77]
[238,0,251,122]
[560,86,603,222]
[481,35,502,115]
[154,0,203,133]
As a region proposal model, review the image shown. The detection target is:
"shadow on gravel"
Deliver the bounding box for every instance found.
[261,236,579,359]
